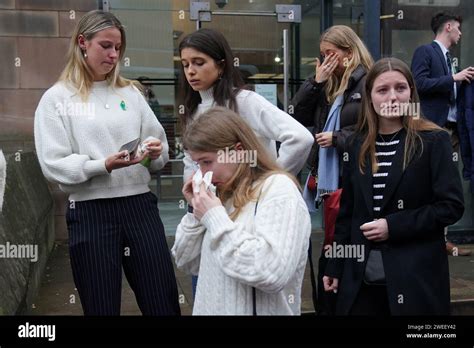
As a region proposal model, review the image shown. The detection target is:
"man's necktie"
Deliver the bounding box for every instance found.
[446,52,456,106]
[446,51,453,74]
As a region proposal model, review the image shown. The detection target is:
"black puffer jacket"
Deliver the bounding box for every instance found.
[290,65,367,168]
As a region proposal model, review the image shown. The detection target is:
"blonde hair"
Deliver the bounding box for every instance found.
[320,25,374,103]
[183,107,300,220]
[357,57,442,174]
[59,10,141,100]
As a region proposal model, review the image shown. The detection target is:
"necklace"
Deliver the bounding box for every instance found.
[378,128,402,143]
[91,88,110,109]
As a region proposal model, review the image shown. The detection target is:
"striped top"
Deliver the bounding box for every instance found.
[373,130,402,217]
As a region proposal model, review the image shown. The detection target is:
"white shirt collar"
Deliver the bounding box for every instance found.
[434,40,449,57]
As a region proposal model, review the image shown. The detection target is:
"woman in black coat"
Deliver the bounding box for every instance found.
[290,25,373,315]
[323,57,464,315]
[291,25,373,165]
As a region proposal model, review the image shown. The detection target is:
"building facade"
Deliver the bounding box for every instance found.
[1,0,473,238]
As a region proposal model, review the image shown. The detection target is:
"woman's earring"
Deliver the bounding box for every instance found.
[83,51,88,58]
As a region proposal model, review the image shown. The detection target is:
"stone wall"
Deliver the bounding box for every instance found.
[0,152,54,314]
[0,0,99,241]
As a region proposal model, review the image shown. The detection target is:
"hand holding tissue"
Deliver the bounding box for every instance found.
[192,169,216,194]
[190,169,220,220]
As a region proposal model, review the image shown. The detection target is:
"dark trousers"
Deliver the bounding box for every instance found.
[349,282,390,315]
[445,121,460,242]
[66,192,181,316]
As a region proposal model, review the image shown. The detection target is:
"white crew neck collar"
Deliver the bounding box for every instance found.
[92,80,109,89]
[199,88,214,104]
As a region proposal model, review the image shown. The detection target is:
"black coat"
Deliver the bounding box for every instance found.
[457,82,474,193]
[290,65,367,163]
[325,129,464,315]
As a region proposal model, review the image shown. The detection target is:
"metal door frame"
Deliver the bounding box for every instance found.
[189,1,302,112]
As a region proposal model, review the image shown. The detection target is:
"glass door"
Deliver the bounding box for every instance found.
[105,0,316,232]
[106,0,302,198]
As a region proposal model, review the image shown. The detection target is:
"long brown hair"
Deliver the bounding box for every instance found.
[320,25,373,103]
[183,107,299,220]
[357,57,442,174]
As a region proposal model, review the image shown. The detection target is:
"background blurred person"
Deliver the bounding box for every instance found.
[290,25,373,315]
[411,11,473,256]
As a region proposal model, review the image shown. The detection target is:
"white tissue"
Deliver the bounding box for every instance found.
[192,170,203,193]
[192,169,216,194]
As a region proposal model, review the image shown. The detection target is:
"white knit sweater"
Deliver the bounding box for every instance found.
[183,89,314,180]
[34,81,169,201]
[172,174,311,315]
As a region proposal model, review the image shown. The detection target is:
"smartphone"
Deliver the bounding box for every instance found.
[119,138,141,158]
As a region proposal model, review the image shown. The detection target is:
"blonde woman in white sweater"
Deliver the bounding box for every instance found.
[34,10,180,316]
[178,28,313,297]
[172,107,311,315]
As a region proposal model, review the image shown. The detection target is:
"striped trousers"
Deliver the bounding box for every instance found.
[66,191,181,316]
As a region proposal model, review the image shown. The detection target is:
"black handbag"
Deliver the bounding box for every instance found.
[364,249,386,284]
[306,140,319,172]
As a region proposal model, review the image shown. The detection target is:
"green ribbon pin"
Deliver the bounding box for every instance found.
[141,157,151,168]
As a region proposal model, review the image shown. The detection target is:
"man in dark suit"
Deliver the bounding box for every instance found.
[412,12,474,127]
[412,12,473,256]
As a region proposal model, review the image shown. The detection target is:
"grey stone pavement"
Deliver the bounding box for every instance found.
[28,227,474,316]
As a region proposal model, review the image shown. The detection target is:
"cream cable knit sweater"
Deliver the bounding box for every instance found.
[183,88,314,181]
[172,174,311,315]
[34,81,169,201]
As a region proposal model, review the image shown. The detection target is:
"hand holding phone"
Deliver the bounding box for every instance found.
[104,138,147,173]
[119,138,141,160]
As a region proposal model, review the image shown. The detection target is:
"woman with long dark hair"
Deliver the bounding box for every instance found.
[178,28,313,180]
[178,28,313,297]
